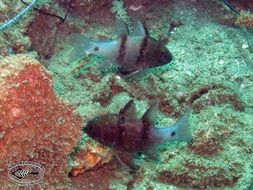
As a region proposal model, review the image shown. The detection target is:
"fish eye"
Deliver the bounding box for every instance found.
[162,53,169,61]
[171,131,176,137]
[159,53,168,63]
[160,51,172,64]
[94,47,99,51]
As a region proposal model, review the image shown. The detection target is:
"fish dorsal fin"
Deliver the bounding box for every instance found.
[116,16,129,37]
[141,100,159,128]
[119,99,137,119]
[132,20,149,37]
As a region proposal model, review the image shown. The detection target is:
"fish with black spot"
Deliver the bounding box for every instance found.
[67,17,173,76]
[84,99,192,169]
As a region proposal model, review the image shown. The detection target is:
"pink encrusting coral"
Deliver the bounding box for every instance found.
[0,55,82,189]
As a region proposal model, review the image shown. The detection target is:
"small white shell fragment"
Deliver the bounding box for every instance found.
[219,60,224,65]
[116,75,121,80]
[129,5,143,11]
[242,44,249,49]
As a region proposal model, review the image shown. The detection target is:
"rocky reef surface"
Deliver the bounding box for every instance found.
[0,55,81,189]
[0,0,253,189]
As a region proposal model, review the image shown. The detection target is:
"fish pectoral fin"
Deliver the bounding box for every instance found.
[116,16,129,37]
[144,146,160,161]
[115,151,139,170]
[117,66,141,77]
[119,99,137,119]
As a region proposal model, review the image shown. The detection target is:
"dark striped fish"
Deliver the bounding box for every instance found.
[84,99,192,169]
[68,17,173,76]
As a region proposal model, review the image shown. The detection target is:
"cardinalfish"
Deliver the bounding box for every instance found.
[84,99,192,169]
[68,17,173,76]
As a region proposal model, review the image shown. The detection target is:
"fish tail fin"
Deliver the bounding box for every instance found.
[66,33,92,62]
[172,109,192,142]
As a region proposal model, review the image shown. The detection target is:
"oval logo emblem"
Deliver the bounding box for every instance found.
[8,161,45,186]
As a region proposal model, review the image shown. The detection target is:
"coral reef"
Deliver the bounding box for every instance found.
[158,166,239,189]
[157,105,252,189]
[0,0,37,32]
[0,54,82,189]
[224,0,253,12]
[0,0,253,190]
[0,0,75,59]
[189,128,224,155]
[25,0,113,60]
[26,1,77,60]
[57,0,112,22]
[27,11,60,60]
[235,11,253,28]
[44,1,253,189]
[187,84,244,113]
[0,0,51,57]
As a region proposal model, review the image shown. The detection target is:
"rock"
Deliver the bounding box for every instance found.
[70,141,113,177]
[0,54,82,189]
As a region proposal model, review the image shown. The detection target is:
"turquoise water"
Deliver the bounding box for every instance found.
[0,0,253,189]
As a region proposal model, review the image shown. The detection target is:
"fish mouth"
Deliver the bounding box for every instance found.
[158,50,173,66]
[168,51,173,63]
